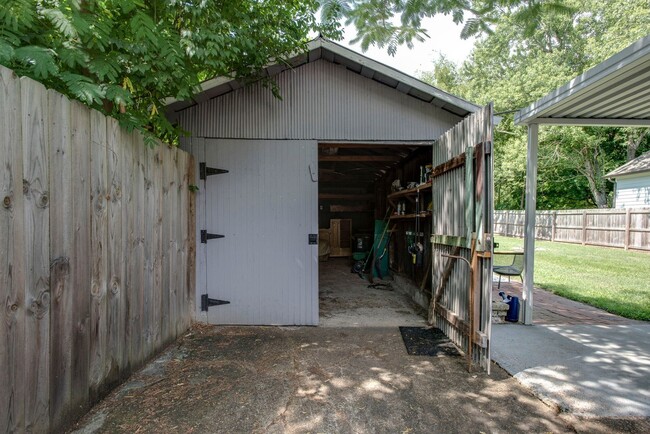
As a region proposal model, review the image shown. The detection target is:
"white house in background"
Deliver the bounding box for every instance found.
[606,151,650,208]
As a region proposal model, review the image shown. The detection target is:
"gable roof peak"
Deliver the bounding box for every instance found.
[165,37,479,120]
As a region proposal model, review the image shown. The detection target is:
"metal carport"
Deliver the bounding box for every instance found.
[514,34,650,324]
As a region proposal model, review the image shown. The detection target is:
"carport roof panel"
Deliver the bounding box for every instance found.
[515,35,650,127]
[165,37,480,117]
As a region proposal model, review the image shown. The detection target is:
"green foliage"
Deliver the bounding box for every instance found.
[320,0,579,54]
[421,0,650,209]
[1,0,330,144]
[496,236,650,321]
[419,54,459,93]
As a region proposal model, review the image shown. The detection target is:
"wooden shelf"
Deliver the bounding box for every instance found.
[387,182,431,201]
[387,182,432,206]
[389,212,432,220]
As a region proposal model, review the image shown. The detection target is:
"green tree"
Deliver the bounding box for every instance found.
[419,54,460,93]
[0,0,329,144]
[320,0,575,54]
[0,0,577,145]
[421,0,650,209]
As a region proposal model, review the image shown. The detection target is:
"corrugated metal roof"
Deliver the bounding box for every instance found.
[174,59,460,141]
[606,151,650,178]
[515,35,650,127]
[165,37,479,119]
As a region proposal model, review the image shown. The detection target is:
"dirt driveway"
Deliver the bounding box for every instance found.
[70,324,577,434]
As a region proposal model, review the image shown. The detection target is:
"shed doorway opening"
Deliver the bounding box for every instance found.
[317,142,434,326]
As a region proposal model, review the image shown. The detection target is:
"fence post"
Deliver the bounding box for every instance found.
[624,208,631,250]
[551,211,557,242]
[581,210,587,245]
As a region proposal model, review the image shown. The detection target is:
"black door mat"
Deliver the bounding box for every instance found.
[399,326,461,357]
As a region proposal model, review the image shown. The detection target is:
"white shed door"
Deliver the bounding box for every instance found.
[203,139,319,325]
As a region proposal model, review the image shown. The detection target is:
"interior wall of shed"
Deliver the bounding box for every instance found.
[317,142,433,296]
[376,148,433,295]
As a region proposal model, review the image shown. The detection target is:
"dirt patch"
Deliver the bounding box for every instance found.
[70,324,581,434]
[318,259,425,327]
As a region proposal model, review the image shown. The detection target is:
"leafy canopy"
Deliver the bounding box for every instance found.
[320,0,575,55]
[1,0,578,145]
[0,0,331,145]
[421,0,650,209]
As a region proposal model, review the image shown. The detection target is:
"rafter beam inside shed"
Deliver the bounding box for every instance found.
[318,143,426,149]
[329,204,373,212]
[319,155,400,162]
[319,193,375,200]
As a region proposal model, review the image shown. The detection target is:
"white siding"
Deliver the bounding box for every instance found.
[615,173,650,208]
[177,60,461,141]
[203,139,318,325]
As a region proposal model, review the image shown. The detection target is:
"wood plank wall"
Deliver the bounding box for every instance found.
[494,209,650,251]
[377,148,433,293]
[0,66,195,433]
[431,105,493,371]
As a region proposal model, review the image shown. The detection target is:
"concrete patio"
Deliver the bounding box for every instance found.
[492,281,650,423]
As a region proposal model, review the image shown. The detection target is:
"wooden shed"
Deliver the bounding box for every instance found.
[167,37,495,369]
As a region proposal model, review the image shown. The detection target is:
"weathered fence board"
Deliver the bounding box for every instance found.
[187,151,197,323]
[153,146,163,349]
[143,143,154,359]
[123,129,136,371]
[1,66,26,434]
[90,109,109,398]
[106,117,126,384]
[179,137,206,322]
[161,150,172,343]
[70,99,92,419]
[494,208,650,251]
[179,151,191,333]
[0,66,195,433]
[48,89,74,430]
[170,149,181,336]
[21,77,51,434]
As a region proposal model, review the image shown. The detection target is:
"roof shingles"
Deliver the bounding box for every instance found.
[606,151,650,178]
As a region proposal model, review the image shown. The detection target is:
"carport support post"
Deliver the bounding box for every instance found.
[522,123,538,325]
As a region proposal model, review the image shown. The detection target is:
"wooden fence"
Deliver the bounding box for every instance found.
[431,104,494,372]
[494,208,650,251]
[0,66,195,433]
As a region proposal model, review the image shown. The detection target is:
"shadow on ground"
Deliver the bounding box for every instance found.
[70,324,578,434]
[492,323,650,419]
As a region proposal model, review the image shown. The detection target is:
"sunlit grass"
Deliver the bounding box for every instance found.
[495,236,650,321]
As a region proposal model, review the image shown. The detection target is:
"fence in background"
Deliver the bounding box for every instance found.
[0,66,195,433]
[494,208,650,251]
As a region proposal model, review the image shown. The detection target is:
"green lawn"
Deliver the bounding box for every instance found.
[494,236,650,321]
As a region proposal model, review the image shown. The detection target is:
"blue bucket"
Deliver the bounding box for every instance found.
[506,296,520,322]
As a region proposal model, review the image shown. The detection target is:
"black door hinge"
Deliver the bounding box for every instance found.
[200,162,228,180]
[201,294,230,311]
[201,230,225,243]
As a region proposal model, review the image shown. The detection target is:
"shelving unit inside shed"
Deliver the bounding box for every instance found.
[387,182,432,220]
[317,141,434,313]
